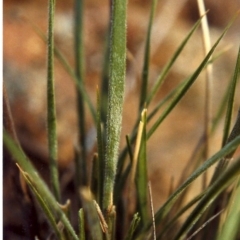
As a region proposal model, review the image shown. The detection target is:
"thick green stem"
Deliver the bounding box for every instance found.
[103,0,127,213]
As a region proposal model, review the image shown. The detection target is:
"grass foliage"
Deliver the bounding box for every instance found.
[3,0,240,239]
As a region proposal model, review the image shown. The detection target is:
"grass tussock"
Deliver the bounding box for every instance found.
[3,0,240,239]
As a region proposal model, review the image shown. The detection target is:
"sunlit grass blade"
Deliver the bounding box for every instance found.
[173,155,240,240]
[139,0,158,110]
[146,15,204,106]
[47,0,60,201]
[103,0,127,213]
[3,131,79,240]
[217,179,240,240]
[136,109,148,226]
[147,21,233,139]
[74,0,87,186]
[221,45,240,147]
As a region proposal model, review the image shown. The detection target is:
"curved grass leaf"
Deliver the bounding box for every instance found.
[138,134,240,235]
[3,131,78,240]
[146,15,204,106]
[157,192,205,239]
[17,166,64,240]
[173,155,240,240]
[147,20,233,139]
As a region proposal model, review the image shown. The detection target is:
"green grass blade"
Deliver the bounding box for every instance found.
[157,192,204,239]
[103,0,127,212]
[90,153,99,202]
[173,155,240,240]
[222,45,240,146]
[147,21,232,139]
[96,89,105,207]
[80,188,103,240]
[74,0,87,186]
[3,131,79,240]
[217,180,240,240]
[139,0,158,110]
[79,208,86,240]
[18,167,65,240]
[124,213,141,240]
[100,23,111,127]
[26,18,97,125]
[147,79,187,122]
[146,15,203,106]
[47,0,60,201]
[136,109,148,226]
[211,109,240,184]
[139,134,240,234]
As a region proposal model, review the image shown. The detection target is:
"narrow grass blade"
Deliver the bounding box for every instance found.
[139,0,158,110]
[148,182,156,240]
[147,21,233,139]
[157,192,205,239]
[3,132,79,240]
[115,80,187,196]
[136,109,148,226]
[138,134,240,235]
[74,0,87,186]
[47,0,60,201]
[3,84,19,145]
[222,45,240,146]
[25,17,97,125]
[124,213,141,240]
[96,88,105,207]
[147,79,187,122]
[211,109,240,183]
[173,155,240,240]
[103,0,127,212]
[146,15,203,105]
[79,208,85,240]
[90,153,99,202]
[217,179,240,240]
[17,165,64,240]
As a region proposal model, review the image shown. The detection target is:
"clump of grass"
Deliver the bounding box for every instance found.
[3,0,240,239]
